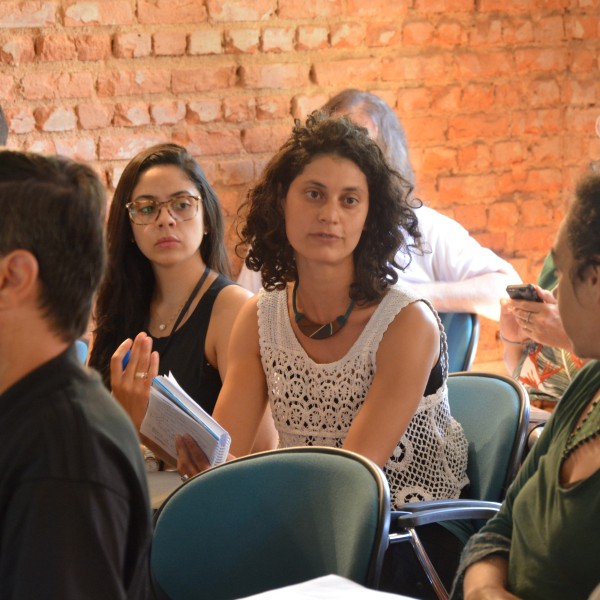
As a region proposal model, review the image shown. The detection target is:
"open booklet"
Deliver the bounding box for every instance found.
[140,372,231,467]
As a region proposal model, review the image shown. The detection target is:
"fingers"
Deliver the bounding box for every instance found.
[176,434,211,478]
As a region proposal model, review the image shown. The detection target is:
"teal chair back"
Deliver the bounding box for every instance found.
[151,447,390,600]
[439,313,480,372]
[447,372,529,501]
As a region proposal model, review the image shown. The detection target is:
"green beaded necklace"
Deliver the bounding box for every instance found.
[563,396,600,460]
[292,280,356,340]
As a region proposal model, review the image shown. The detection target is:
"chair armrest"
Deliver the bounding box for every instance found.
[390,501,501,528]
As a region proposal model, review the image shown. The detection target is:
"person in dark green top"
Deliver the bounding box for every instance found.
[452,174,600,600]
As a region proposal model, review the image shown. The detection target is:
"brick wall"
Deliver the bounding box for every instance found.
[1,0,599,365]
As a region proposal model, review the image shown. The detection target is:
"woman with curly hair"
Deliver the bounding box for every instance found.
[177,113,468,591]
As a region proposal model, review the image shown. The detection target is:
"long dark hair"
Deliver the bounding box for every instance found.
[89,143,230,387]
[237,112,421,305]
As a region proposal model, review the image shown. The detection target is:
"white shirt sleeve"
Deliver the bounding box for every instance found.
[395,206,520,284]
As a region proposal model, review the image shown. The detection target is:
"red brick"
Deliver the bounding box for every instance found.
[514,48,567,74]
[5,108,35,134]
[297,26,329,51]
[153,32,187,56]
[222,97,256,123]
[172,130,243,156]
[278,0,342,18]
[488,202,520,230]
[502,18,534,44]
[397,87,432,113]
[0,75,16,101]
[114,103,151,127]
[138,0,207,24]
[77,103,114,129]
[437,174,499,205]
[456,50,514,79]
[0,2,55,28]
[454,204,488,231]
[448,113,511,140]
[347,0,408,16]
[54,137,97,162]
[242,125,291,153]
[24,138,57,155]
[491,140,526,168]
[533,15,565,43]
[75,34,111,60]
[292,94,330,119]
[520,169,563,195]
[99,133,169,160]
[189,29,223,55]
[437,20,467,46]
[570,48,598,73]
[256,96,291,120]
[36,34,77,61]
[494,81,525,108]
[172,66,236,93]
[563,79,597,105]
[431,86,462,112]
[313,59,379,86]
[365,24,402,48]
[97,70,170,97]
[207,0,275,21]
[514,226,555,253]
[22,72,95,100]
[64,1,134,26]
[526,79,561,107]
[478,0,531,12]
[403,116,447,143]
[420,146,458,172]
[241,63,307,89]
[1,35,35,65]
[225,29,260,53]
[458,143,492,172]
[566,14,598,39]
[403,20,435,45]
[188,100,223,124]
[470,17,502,45]
[512,109,563,136]
[34,107,77,132]
[382,54,447,81]
[215,158,255,186]
[460,83,495,111]
[113,33,152,58]
[262,27,295,53]
[151,101,186,125]
[330,23,366,49]
[520,198,555,227]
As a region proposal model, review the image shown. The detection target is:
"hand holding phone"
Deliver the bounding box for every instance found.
[506,284,543,303]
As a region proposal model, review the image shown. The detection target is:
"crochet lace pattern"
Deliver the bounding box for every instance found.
[258,285,469,509]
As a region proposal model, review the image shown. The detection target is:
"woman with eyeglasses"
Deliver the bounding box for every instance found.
[89,144,275,453]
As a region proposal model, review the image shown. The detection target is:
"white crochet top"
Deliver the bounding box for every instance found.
[257,284,469,509]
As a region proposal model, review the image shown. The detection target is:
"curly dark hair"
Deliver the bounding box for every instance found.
[89,143,230,387]
[567,173,600,281]
[237,111,421,304]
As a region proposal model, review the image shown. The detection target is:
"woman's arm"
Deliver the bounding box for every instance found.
[343,300,440,467]
[463,556,518,600]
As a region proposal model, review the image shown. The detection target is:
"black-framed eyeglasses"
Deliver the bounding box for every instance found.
[126,194,201,225]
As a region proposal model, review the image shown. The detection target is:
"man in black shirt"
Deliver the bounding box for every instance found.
[0,150,152,599]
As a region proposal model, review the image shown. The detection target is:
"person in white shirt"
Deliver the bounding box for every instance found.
[238,89,521,320]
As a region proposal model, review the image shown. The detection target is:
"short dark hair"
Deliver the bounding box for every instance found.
[90,143,231,386]
[321,89,415,185]
[567,173,600,281]
[0,150,105,342]
[238,111,421,304]
[0,105,7,145]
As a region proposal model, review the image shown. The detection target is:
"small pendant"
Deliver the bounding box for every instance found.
[158,323,166,331]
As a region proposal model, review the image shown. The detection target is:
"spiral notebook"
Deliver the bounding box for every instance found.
[140,372,231,467]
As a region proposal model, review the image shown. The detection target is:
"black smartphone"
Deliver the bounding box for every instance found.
[506,284,543,302]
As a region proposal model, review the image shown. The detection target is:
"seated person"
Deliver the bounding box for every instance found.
[166,112,470,598]
[0,150,152,598]
[451,173,600,600]
[500,252,586,413]
[238,89,521,321]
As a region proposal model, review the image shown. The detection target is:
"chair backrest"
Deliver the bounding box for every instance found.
[447,372,529,502]
[74,339,88,364]
[151,447,390,600]
[439,312,480,372]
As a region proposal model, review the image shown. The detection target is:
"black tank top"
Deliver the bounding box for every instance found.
[150,274,233,415]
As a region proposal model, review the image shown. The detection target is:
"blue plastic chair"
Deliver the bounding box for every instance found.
[74,339,88,364]
[151,447,391,600]
[439,312,480,372]
[389,372,530,599]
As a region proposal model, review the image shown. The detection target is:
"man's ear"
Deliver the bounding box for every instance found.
[0,250,39,305]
